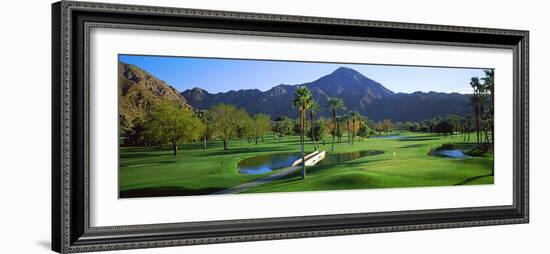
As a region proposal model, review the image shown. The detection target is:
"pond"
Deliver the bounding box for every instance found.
[432,149,469,159]
[237,152,300,175]
[370,135,405,139]
[238,150,384,175]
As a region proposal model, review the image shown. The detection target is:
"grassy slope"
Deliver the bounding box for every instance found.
[119,132,493,196]
[119,137,308,196]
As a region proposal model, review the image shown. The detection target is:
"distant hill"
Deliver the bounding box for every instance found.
[182,67,396,119]
[119,62,191,131]
[181,67,473,121]
[365,92,473,122]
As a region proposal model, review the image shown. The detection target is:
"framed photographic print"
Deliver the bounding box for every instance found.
[52,1,529,253]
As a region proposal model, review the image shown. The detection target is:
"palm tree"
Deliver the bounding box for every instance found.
[309,101,319,151]
[470,77,482,147]
[358,117,366,141]
[328,97,345,151]
[336,116,343,143]
[293,86,313,179]
[349,111,361,145]
[481,69,495,149]
[464,116,473,142]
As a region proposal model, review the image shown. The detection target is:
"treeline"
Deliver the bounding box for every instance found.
[396,115,483,140]
[121,102,273,155]
[271,115,395,144]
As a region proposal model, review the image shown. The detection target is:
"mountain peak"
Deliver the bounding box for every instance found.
[268,84,291,96]
[306,67,394,100]
[332,66,361,75]
[190,87,207,93]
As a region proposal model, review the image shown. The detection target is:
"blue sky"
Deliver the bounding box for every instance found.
[119,54,488,94]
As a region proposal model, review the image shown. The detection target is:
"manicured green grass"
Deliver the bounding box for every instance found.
[119,132,493,197]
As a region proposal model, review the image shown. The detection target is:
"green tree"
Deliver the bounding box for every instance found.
[317,117,328,145]
[251,114,272,145]
[382,119,394,134]
[357,116,370,141]
[122,115,148,146]
[328,97,345,151]
[434,119,454,137]
[272,116,294,138]
[307,117,326,143]
[374,121,383,135]
[235,111,253,144]
[145,101,204,156]
[446,114,461,136]
[357,120,371,140]
[207,104,248,150]
[293,86,313,179]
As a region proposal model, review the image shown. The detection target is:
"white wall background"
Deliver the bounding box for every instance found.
[0,0,547,253]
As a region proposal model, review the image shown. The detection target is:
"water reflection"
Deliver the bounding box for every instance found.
[433,149,468,158]
[238,153,300,175]
[238,150,384,175]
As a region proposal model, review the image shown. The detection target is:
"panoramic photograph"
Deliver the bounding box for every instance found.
[118,54,495,198]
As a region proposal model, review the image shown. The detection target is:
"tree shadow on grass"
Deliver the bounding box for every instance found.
[454,173,494,186]
[263,139,301,144]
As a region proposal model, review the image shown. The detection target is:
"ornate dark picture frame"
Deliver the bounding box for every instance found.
[52,1,529,253]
